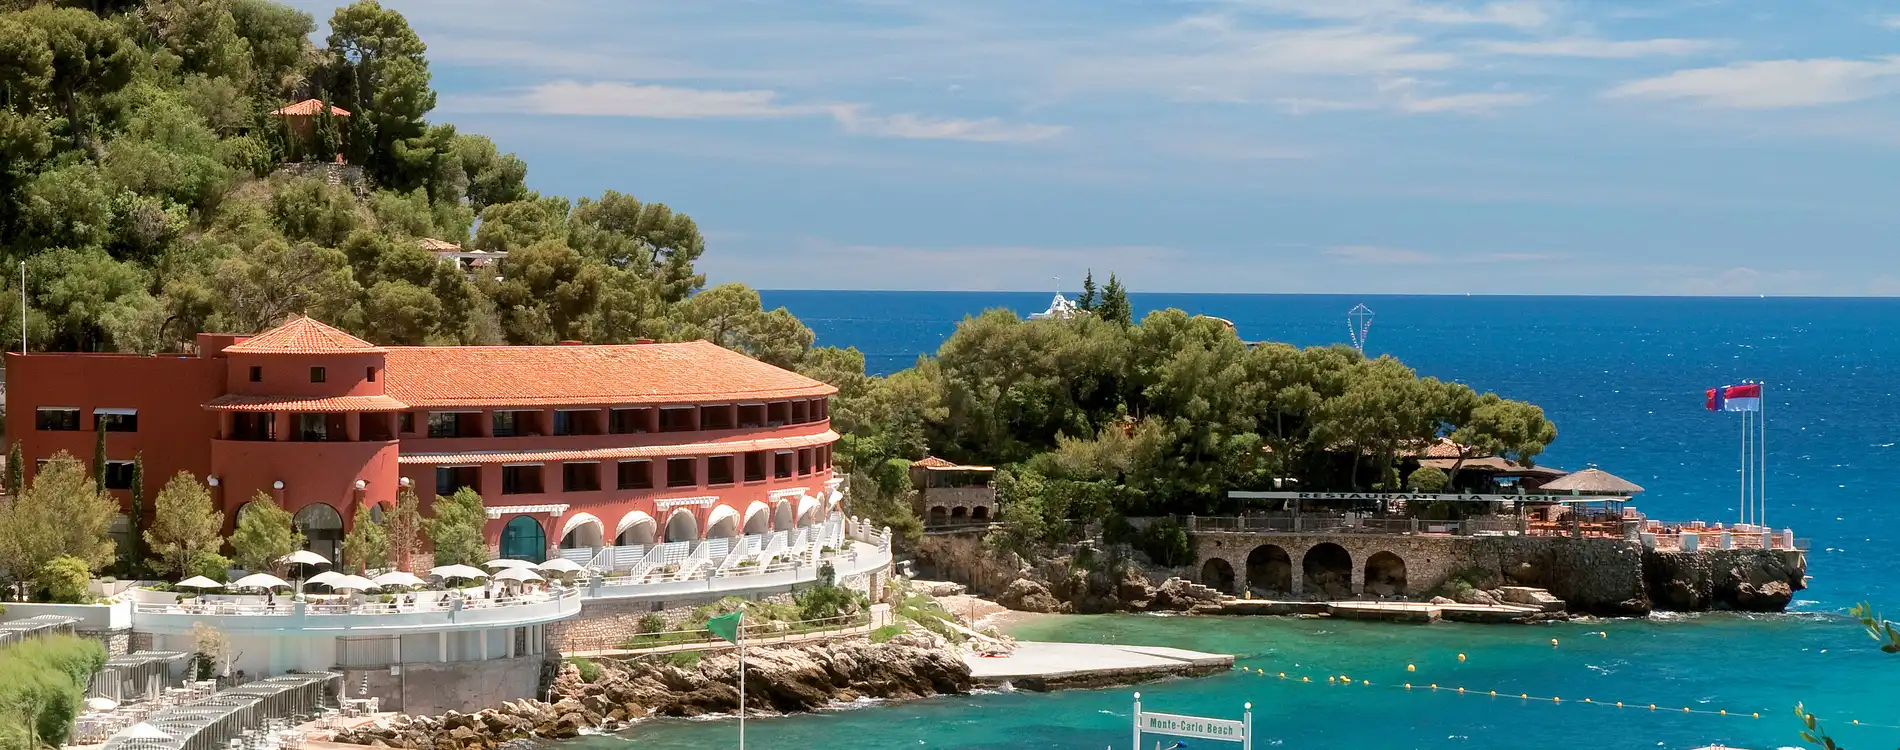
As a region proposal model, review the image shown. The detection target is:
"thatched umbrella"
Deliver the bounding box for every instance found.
[1540,467,1645,495]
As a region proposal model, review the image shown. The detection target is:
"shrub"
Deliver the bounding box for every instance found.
[796,562,864,621]
[567,657,600,683]
[869,624,906,643]
[663,650,702,669]
[184,552,231,583]
[1408,465,1449,493]
[639,613,666,633]
[0,634,108,747]
[1134,519,1193,568]
[35,556,92,604]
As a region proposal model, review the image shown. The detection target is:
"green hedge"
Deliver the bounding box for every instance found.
[0,634,108,750]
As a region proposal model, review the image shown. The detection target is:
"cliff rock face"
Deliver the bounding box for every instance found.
[333,635,972,749]
[1460,537,1652,616]
[917,533,1217,614]
[1644,549,1806,612]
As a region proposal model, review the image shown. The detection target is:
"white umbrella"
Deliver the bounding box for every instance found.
[84,696,118,711]
[304,571,348,588]
[328,574,380,592]
[484,558,536,569]
[176,576,223,590]
[491,567,543,583]
[535,558,584,574]
[121,723,171,740]
[429,564,489,580]
[371,571,426,588]
[278,550,331,567]
[230,573,291,590]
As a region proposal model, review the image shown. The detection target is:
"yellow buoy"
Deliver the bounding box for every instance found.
[1649,704,1656,711]
[1550,638,1559,647]
[1600,632,1607,639]
[1521,694,1528,700]
[1405,683,1412,690]
[1853,720,1861,725]
[1752,713,1759,719]
[1720,710,1727,716]
[1583,698,1592,703]
[1683,708,1691,713]
[1407,664,1416,672]
[1457,653,1466,662]
[1489,691,1497,697]
[1616,702,1623,708]
[1278,672,1286,679]
[1328,676,1337,684]
[1430,684,1438,690]
[1362,680,1370,686]
[1302,676,1310,683]
[1553,697,1561,703]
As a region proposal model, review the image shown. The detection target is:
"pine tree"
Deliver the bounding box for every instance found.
[1100,272,1133,327]
[6,441,23,496]
[1077,270,1098,312]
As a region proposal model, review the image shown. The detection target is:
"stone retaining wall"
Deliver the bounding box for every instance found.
[554,592,799,652]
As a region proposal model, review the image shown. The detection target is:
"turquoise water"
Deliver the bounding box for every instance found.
[552,293,1900,749]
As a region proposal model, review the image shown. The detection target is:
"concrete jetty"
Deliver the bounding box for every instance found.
[1195,597,1556,624]
[965,641,1232,691]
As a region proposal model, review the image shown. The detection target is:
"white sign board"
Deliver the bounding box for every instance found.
[1132,694,1250,750]
[1228,490,1627,504]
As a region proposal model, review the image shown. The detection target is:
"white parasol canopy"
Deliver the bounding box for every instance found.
[121,723,171,740]
[230,573,291,590]
[484,558,536,569]
[85,696,118,711]
[327,574,380,592]
[535,558,584,574]
[278,550,331,567]
[429,564,489,580]
[304,571,347,588]
[176,576,223,590]
[491,567,543,583]
[371,571,426,588]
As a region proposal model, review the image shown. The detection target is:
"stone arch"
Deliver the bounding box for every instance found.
[950,507,969,523]
[1246,544,1293,596]
[498,516,546,563]
[772,500,794,531]
[292,503,344,564]
[970,506,989,522]
[928,506,949,525]
[1364,551,1408,597]
[558,512,604,550]
[1200,558,1237,594]
[663,508,698,542]
[743,501,771,535]
[615,511,656,546]
[1302,542,1352,599]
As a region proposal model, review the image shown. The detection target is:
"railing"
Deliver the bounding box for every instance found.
[1182,512,1807,552]
[628,543,666,581]
[716,538,750,571]
[128,589,584,634]
[566,611,872,656]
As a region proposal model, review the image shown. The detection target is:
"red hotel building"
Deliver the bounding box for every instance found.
[2,317,839,564]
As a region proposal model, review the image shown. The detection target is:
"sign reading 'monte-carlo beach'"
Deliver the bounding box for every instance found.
[1132,692,1252,749]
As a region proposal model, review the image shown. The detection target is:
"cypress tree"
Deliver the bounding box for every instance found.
[126,454,146,575]
[1100,273,1133,327]
[92,424,107,488]
[6,441,22,496]
[1077,270,1098,312]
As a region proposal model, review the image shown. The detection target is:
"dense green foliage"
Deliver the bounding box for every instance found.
[425,487,485,567]
[0,453,118,600]
[0,0,834,370]
[0,634,108,750]
[340,502,387,573]
[143,470,223,577]
[228,490,298,575]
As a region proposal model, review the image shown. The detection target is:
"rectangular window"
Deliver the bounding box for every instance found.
[815,398,829,420]
[95,409,138,432]
[797,448,813,476]
[310,366,326,383]
[436,466,478,495]
[249,366,262,383]
[791,400,810,424]
[103,460,135,491]
[231,412,275,441]
[360,412,395,442]
[400,412,415,433]
[35,408,81,431]
[562,462,600,492]
[766,401,789,426]
[658,407,696,433]
[666,458,697,488]
[744,452,767,483]
[700,405,735,430]
[707,456,734,485]
[738,404,767,428]
[492,411,519,437]
[617,460,653,490]
[297,413,345,442]
[552,410,572,436]
[501,465,542,495]
[428,412,464,438]
[609,408,651,434]
[773,451,793,480]
[366,367,377,382]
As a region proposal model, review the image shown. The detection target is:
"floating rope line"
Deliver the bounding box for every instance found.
[1242,667,1900,731]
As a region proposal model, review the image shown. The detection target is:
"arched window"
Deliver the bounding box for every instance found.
[499,516,547,562]
[293,503,344,564]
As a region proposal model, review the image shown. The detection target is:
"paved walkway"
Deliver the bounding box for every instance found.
[965,641,1232,687]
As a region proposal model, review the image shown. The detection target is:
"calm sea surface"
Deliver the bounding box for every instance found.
[557,292,1900,749]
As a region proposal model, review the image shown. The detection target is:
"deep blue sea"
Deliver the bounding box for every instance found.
[570,292,1900,749]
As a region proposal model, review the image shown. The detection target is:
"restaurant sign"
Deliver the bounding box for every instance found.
[1228,491,1626,504]
[1132,693,1251,749]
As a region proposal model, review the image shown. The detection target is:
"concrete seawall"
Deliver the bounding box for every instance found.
[965,642,1233,691]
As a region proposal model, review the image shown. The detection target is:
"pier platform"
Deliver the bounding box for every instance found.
[1196,598,1553,624]
[965,641,1232,691]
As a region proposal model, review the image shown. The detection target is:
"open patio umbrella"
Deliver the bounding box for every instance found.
[484,558,536,569]
[176,576,223,590]
[535,558,584,575]
[121,723,171,740]
[230,573,291,590]
[429,564,489,580]
[84,696,118,711]
[278,550,331,567]
[491,567,543,583]
[328,574,380,592]
[371,571,426,588]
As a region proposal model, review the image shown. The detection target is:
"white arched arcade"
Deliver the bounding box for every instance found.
[616,510,656,546]
[558,512,604,550]
[742,501,771,535]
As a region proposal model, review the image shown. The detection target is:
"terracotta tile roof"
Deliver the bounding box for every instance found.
[270,99,351,117]
[396,430,838,465]
[911,456,957,469]
[382,340,836,408]
[224,317,386,354]
[417,238,462,252]
[204,394,410,412]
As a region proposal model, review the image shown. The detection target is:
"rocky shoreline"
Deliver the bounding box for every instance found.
[334,634,972,749]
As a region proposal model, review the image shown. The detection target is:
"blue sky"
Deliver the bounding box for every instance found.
[287,0,1900,295]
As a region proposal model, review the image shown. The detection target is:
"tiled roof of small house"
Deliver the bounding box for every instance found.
[223,317,386,354]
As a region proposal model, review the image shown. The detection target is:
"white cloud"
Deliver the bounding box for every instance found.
[1473,36,1714,59]
[1604,57,1900,109]
[1327,245,1564,264]
[1237,0,1555,29]
[1882,15,1900,29]
[1400,90,1539,113]
[449,81,1066,144]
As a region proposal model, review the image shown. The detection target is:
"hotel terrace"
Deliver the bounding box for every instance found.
[4,316,842,565]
